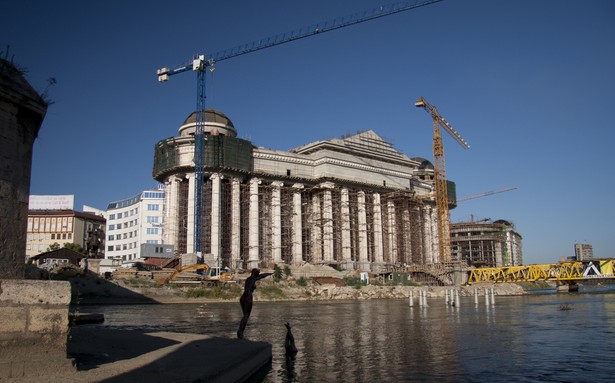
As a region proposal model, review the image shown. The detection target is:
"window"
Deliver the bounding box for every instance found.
[109,214,115,220]
[146,228,159,235]
[115,245,121,251]
[107,245,113,251]
[147,204,159,211]
[51,234,55,239]
[67,233,72,239]
[117,213,123,219]
[123,244,127,250]
[62,234,67,239]
[109,224,115,230]
[123,233,127,239]
[124,223,128,229]
[108,234,114,241]
[147,216,159,223]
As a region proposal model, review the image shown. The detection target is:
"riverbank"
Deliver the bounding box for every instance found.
[67,272,530,305]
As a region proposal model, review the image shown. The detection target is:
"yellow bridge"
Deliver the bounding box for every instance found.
[467,259,615,284]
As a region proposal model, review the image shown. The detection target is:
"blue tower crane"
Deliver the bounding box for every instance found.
[157,0,442,259]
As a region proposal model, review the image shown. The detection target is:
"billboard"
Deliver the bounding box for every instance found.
[29,195,74,210]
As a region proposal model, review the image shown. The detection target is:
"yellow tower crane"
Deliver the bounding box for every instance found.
[415,97,470,263]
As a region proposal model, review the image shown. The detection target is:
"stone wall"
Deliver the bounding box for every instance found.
[0,58,47,278]
[0,279,73,379]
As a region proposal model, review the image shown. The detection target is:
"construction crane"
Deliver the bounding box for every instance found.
[157,1,442,258]
[457,186,518,202]
[415,96,469,264]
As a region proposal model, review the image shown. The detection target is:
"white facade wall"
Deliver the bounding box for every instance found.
[105,188,165,262]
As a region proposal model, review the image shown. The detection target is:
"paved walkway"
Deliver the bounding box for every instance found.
[9,327,272,383]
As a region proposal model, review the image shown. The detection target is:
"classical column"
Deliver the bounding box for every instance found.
[387,200,397,264]
[186,173,195,254]
[357,190,369,268]
[340,188,351,265]
[248,178,261,268]
[210,173,222,266]
[310,194,322,262]
[292,183,304,265]
[321,182,335,263]
[372,192,384,265]
[402,206,411,265]
[423,206,436,264]
[164,175,181,247]
[271,181,283,264]
[230,178,241,269]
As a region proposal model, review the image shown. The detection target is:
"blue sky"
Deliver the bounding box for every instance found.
[3,0,614,265]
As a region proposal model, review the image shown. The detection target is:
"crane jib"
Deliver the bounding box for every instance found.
[157,0,442,79]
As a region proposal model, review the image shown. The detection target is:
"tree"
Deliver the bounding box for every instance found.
[63,242,85,254]
[273,265,282,282]
[46,242,61,252]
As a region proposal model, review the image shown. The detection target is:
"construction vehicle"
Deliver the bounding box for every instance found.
[415,97,470,263]
[164,263,234,286]
[157,0,442,257]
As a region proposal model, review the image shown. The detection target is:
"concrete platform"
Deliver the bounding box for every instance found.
[10,327,272,383]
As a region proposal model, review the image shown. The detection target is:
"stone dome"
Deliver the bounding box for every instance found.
[179,109,237,138]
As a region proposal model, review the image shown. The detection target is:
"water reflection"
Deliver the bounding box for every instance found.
[83,289,615,383]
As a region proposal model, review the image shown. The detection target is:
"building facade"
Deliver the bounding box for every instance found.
[104,188,165,262]
[26,210,106,258]
[450,219,523,267]
[574,243,593,261]
[153,109,449,272]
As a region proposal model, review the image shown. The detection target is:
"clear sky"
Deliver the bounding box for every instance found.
[3,0,614,265]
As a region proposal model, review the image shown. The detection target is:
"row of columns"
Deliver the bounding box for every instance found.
[165,175,438,270]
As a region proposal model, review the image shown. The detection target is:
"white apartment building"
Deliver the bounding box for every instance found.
[105,188,165,262]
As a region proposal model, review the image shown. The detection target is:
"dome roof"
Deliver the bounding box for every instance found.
[179,109,237,137]
[411,157,434,170]
[183,109,235,128]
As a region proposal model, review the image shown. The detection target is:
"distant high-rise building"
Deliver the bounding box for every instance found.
[104,187,166,262]
[574,243,593,261]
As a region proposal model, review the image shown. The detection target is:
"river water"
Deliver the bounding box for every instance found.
[79,285,615,382]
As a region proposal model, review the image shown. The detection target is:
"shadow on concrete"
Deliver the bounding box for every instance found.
[65,273,159,305]
[67,327,272,382]
[68,327,179,370]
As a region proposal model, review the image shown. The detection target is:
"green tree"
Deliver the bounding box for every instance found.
[283,265,292,278]
[63,242,85,254]
[273,265,282,282]
[46,242,61,252]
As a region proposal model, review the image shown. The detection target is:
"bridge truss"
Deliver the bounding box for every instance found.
[467,259,615,284]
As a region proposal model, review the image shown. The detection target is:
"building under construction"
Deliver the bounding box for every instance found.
[153,109,450,272]
[450,219,523,268]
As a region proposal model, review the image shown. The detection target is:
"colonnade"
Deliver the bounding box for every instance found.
[164,174,440,271]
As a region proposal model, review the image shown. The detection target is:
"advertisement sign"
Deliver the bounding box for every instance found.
[29,195,74,210]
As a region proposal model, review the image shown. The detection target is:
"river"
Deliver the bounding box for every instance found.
[78,285,615,382]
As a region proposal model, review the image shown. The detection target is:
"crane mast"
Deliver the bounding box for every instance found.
[156,0,442,259]
[415,96,469,263]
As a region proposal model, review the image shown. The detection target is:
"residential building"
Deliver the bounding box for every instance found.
[574,243,593,261]
[104,188,166,262]
[25,210,106,258]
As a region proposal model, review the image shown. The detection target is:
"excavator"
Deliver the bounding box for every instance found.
[163,263,234,286]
